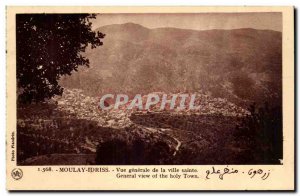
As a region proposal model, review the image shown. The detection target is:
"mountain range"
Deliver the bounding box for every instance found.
[60,22,282,107]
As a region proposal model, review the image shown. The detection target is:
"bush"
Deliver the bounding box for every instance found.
[95,138,130,165]
[95,138,173,165]
[234,102,282,164]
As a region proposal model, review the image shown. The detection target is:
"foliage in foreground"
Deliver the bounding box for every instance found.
[233,103,283,164]
[17,14,105,103]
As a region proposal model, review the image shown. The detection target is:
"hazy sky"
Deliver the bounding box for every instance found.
[92,13,282,32]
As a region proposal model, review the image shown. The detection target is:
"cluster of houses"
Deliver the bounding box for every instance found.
[51,88,249,130]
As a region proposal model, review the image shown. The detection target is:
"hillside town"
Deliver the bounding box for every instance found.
[17,88,251,165]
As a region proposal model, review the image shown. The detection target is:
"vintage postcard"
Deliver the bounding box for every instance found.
[6,6,294,190]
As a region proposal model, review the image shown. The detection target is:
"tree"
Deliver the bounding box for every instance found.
[16,14,105,103]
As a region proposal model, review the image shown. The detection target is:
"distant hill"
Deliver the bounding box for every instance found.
[60,23,282,107]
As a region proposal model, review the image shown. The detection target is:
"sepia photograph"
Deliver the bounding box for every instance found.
[16,12,283,166]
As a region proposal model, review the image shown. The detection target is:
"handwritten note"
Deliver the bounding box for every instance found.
[205,166,270,180]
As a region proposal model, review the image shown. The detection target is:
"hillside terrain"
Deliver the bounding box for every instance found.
[18,23,282,165]
[18,88,252,165]
[61,23,282,107]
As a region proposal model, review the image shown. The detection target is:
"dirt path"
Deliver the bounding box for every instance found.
[172,137,181,156]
